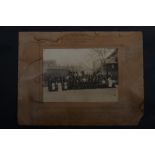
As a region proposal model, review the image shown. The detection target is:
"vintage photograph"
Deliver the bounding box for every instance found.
[43,48,118,102]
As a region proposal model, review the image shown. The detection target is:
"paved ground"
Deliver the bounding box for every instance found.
[43,87,118,102]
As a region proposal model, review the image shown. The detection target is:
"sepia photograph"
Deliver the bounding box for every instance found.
[43,48,118,102]
[18,32,143,126]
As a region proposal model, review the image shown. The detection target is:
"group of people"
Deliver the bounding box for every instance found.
[47,71,117,92]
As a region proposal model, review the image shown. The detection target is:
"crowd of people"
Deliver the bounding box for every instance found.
[47,71,117,92]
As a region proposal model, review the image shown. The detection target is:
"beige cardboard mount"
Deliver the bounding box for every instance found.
[18,32,144,126]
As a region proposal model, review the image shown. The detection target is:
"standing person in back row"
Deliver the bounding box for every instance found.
[107,75,113,88]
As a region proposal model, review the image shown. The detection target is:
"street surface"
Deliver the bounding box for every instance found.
[43,87,118,102]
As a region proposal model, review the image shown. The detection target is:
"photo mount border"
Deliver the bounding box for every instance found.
[18,32,144,126]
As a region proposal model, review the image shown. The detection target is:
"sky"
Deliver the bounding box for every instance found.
[43,48,116,70]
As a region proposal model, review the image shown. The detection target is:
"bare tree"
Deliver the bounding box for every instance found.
[90,48,109,72]
[94,48,107,66]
